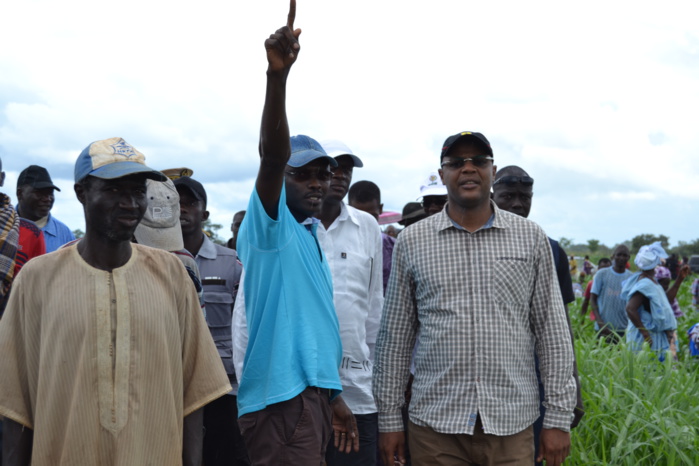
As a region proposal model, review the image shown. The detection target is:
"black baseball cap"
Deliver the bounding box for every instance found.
[440,131,493,159]
[173,176,207,206]
[398,202,426,226]
[17,165,61,191]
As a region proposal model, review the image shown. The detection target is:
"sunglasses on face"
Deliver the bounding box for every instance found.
[285,167,334,182]
[492,175,534,187]
[440,155,494,170]
[422,196,447,208]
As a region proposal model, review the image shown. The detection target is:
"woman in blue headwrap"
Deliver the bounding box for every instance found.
[622,242,678,361]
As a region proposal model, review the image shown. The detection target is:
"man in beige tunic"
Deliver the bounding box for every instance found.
[0,137,231,466]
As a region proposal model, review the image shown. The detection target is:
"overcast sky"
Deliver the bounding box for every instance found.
[1,0,697,248]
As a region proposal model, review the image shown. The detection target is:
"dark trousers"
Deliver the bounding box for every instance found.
[325,412,378,466]
[203,394,250,466]
[238,387,332,466]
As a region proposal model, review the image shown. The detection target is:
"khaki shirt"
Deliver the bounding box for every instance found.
[0,243,230,465]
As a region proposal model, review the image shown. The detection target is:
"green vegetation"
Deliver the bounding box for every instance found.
[559,233,699,258]
[568,275,699,464]
[202,218,226,245]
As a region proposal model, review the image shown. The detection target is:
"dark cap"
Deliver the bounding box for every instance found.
[398,202,426,226]
[18,165,61,191]
[173,176,207,206]
[440,131,493,159]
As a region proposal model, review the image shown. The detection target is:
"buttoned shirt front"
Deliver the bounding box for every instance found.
[373,202,576,436]
[194,234,242,392]
[316,203,383,415]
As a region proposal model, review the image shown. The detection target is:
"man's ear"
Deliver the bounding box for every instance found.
[202,210,210,221]
[16,185,24,201]
[379,203,384,215]
[0,171,5,187]
[74,183,87,206]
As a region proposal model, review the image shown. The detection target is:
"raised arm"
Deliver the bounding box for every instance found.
[256,0,302,219]
[666,265,690,303]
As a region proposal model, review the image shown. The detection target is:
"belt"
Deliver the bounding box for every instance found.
[308,386,332,398]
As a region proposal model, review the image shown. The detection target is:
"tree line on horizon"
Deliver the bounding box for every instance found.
[560,234,699,258]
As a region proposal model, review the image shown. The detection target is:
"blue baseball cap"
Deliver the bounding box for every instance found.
[288,135,338,168]
[74,137,166,183]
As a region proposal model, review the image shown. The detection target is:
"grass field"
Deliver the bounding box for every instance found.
[568,275,699,465]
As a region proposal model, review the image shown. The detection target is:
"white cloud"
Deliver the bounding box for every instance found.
[1,0,698,247]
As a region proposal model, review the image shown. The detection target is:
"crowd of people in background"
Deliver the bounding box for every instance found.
[0,2,698,466]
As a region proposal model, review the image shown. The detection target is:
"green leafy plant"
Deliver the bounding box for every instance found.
[569,277,699,464]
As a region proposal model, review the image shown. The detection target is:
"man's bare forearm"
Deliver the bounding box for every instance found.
[259,73,291,167]
[590,294,604,325]
[256,2,301,215]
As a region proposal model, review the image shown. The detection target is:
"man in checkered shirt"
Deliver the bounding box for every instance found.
[373,131,576,466]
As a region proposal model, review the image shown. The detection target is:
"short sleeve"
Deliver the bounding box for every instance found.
[0,272,35,428]
[178,258,231,416]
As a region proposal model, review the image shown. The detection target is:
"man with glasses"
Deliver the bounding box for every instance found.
[374,131,576,466]
[492,165,584,465]
[233,2,353,463]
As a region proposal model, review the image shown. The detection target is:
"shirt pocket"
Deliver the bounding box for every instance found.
[333,250,373,297]
[493,259,532,305]
[204,291,234,371]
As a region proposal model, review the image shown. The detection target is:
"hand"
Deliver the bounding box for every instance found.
[379,431,407,465]
[331,396,359,453]
[537,428,570,466]
[264,0,302,74]
[678,265,690,280]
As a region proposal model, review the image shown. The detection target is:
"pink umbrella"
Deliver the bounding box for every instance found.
[379,211,402,225]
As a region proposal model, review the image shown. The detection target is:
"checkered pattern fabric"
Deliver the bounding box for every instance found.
[373,203,576,436]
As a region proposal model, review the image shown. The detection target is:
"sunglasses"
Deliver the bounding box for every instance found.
[285,167,334,182]
[422,196,447,208]
[492,175,534,187]
[440,155,494,170]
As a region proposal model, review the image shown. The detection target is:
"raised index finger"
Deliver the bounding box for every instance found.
[287,0,296,30]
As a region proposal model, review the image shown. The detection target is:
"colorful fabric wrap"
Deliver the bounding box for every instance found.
[0,193,20,302]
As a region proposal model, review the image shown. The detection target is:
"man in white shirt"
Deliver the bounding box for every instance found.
[317,140,384,466]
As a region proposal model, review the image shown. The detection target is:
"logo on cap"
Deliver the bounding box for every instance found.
[110,139,137,158]
[152,206,174,220]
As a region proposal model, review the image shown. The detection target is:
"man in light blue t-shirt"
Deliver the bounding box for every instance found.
[591,244,632,343]
[234,2,355,464]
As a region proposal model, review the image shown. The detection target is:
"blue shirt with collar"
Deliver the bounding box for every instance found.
[41,214,75,253]
[236,185,342,416]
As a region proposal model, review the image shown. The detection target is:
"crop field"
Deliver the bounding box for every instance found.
[568,276,699,465]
